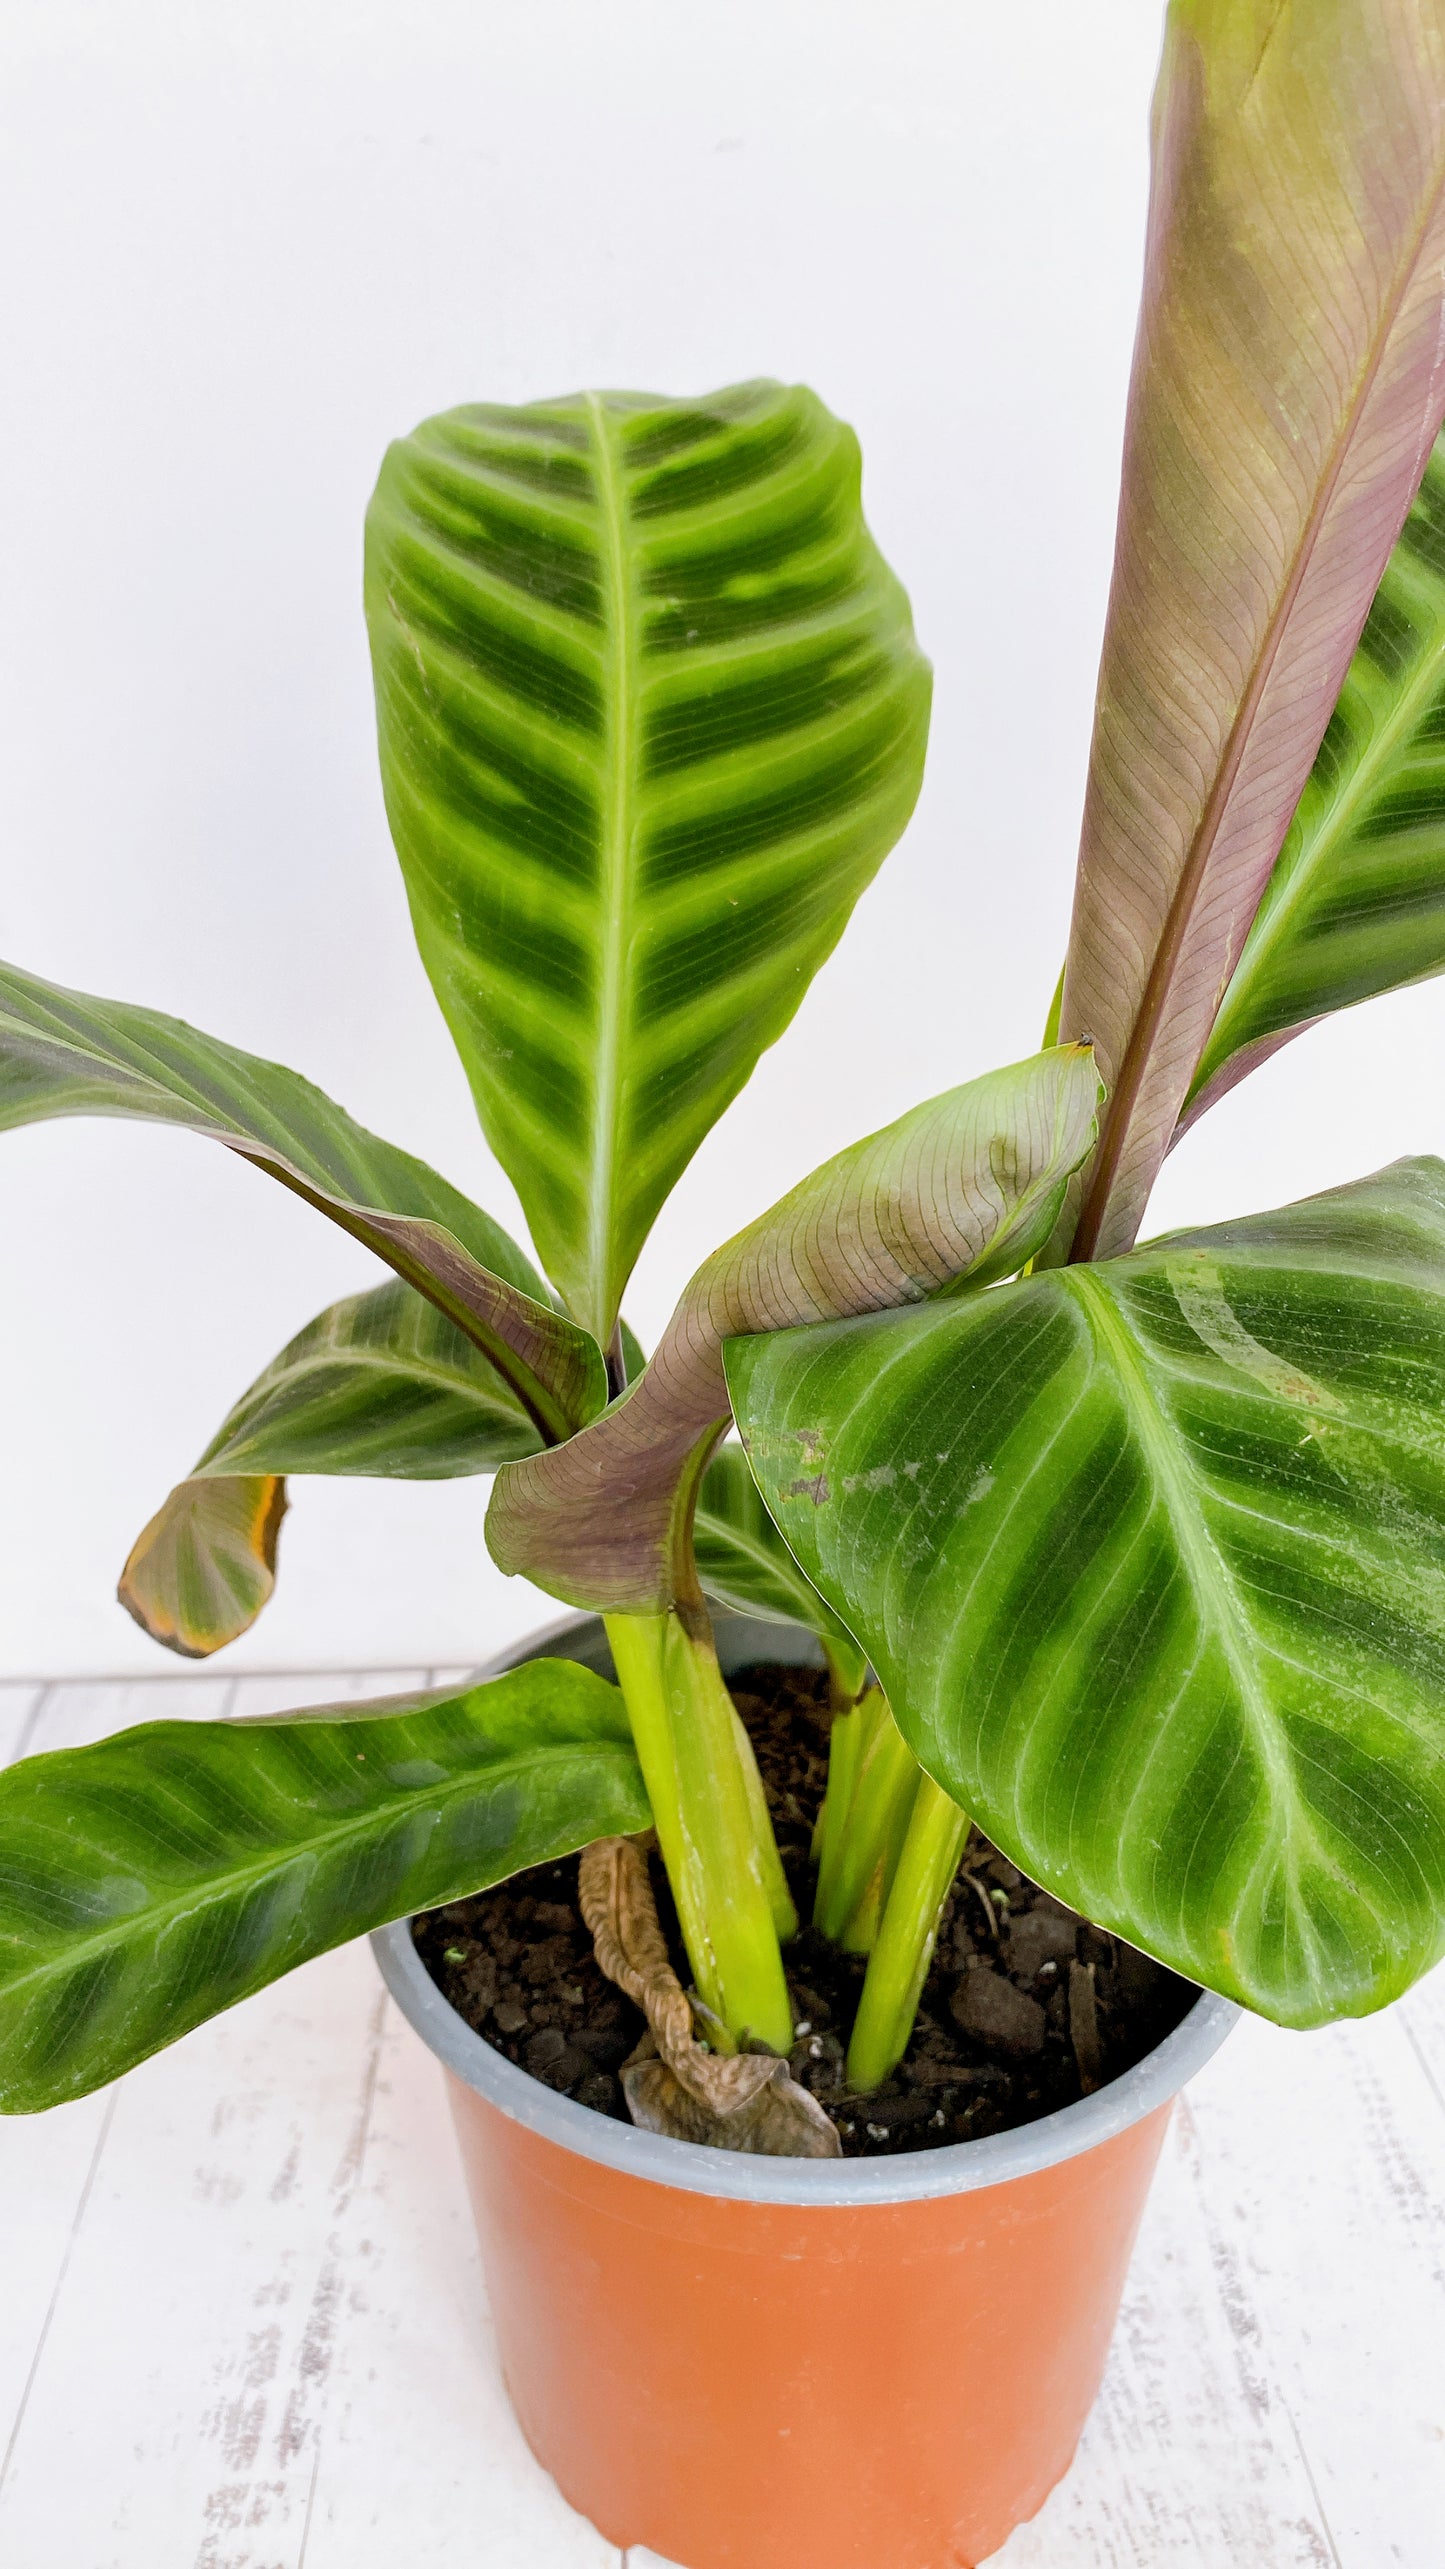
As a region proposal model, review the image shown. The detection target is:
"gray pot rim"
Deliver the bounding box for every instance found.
[371,1609,1239,2209]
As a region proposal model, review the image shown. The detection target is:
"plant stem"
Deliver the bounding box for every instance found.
[811,1636,872,1865]
[729,1702,799,1943]
[823,1633,870,1716]
[812,1687,868,1868]
[846,1776,971,2093]
[603,1606,795,2055]
[813,1690,920,1951]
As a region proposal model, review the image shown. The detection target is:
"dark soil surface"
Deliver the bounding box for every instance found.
[413,1659,1195,2159]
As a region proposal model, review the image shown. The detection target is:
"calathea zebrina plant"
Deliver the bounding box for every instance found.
[6,0,1445,2151]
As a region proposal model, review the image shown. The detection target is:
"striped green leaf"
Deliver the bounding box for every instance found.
[1188,429,1445,1123]
[0,957,604,1443]
[488,1046,1101,1613]
[366,380,931,1347]
[727,1157,1445,2029]
[695,1441,857,1645]
[0,1660,648,2112]
[189,1274,546,1478]
[120,1278,546,1655]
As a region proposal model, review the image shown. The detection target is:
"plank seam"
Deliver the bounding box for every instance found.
[1280,2389,1347,2569]
[0,2086,120,2501]
[8,1686,53,1767]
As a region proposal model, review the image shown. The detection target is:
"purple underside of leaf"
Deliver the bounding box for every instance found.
[1060,1,1445,1263]
[486,1049,1102,1612]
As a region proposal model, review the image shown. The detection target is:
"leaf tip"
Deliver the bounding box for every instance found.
[118,1474,288,1659]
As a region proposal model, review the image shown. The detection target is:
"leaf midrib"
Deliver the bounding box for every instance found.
[584,393,640,1346]
[0,1734,639,2005]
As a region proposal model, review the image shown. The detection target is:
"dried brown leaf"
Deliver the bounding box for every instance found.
[578,1837,841,2157]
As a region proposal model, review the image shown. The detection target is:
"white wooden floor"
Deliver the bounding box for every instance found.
[1,1672,1443,2568]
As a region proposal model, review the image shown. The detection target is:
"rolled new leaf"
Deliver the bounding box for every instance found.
[121,1278,549,1654]
[0,957,605,1442]
[1185,428,1445,1127]
[367,381,931,1349]
[0,1660,649,2112]
[727,1156,1445,2030]
[487,1045,1101,1613]
[1060,2,1445,1262]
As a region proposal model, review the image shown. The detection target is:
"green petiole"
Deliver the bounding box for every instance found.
[846,1776,972,2093]
[813,1689,922,1951]
[604,1606,795,2057]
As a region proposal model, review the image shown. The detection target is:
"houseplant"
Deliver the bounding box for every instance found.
[5,0,1445,2555]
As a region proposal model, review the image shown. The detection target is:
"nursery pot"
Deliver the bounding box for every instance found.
[373,1612,1237,2569]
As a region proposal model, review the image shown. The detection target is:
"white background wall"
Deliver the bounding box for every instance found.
[3,0,1444,1677]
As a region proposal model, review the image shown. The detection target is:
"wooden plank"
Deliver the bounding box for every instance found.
[993,1990,1445,2567]
[300,1998,619,2569]
[227,1668,430,1721]
[23,1675,234,1756]
[1,1680,162,2515]
[0,1940,394,2567]
[0,2090,115,2488]
[1174,1993,1445,2569]
[0,1670,433,2569]
[985,2056,1338,2564]
[0,1685,42,1768]
[1396,1960,1445,2118]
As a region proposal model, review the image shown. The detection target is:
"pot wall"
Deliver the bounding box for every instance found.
[374,1611,1237,2569]
[450,2071,1171,2569]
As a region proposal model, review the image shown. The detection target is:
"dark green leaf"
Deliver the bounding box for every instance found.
[0,1661,648,2111]
[728,1157,1445,2029]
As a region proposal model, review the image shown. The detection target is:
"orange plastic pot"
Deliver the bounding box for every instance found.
[373,1614,1236,2569]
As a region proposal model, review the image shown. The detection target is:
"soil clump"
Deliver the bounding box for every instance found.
[413,1659,1194,2158]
